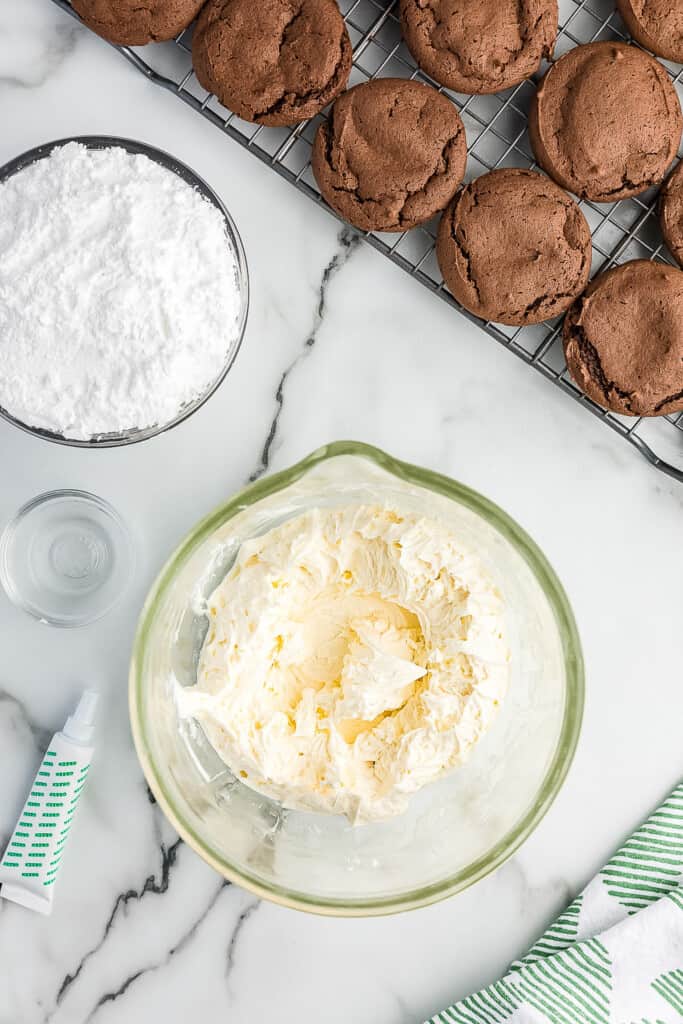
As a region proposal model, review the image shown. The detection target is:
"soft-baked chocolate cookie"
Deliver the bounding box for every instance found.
[529,42,682,202]
[659,161,683,266]
[399,0,557,95]
[563,260,683,416]
[436,168,591,325]
[71,0,204,44]
[192,0,352,127]
[617,0,683,64]
[311,78,467,232]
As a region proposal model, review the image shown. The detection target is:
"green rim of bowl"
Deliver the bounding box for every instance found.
[129,441,584,916]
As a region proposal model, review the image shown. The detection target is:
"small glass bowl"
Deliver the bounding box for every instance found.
[0,135,249,448]
[0,489,134,627]
[130,442,584,916]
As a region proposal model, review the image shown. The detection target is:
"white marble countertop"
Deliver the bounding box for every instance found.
[0,3,682,1022]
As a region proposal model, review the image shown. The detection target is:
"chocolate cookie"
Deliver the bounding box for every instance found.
[563,260,683,417]
[659,161,683,266]
[71,0,204,44]
[436,169,591,326]
[311,78,467,232]
[529,42,682,202]
[399,0,557,95]
[192,0,352,127]
[617,0,683,64]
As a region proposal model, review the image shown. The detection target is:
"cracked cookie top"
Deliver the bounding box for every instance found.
[311,78,467,232]
[399,0,557,95]
[529,42,682,203]
[71,0,205,44]
[659,161,683,267]
[436,168,592,326]
[563,260,683,417]
[192,0,352,127]
[617,0,683,64]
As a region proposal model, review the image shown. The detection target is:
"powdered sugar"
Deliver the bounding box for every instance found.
[0,142,244,439]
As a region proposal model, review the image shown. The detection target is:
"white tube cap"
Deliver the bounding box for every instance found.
[62,690,98,745]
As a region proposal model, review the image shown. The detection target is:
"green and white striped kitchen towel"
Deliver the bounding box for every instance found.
[429,781,683,1024]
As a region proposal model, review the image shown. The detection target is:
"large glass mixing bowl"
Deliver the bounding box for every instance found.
[130,442,583,915]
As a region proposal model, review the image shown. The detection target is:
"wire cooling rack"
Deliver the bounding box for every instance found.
[50,0,683,482]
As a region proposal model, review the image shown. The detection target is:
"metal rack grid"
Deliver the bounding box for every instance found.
[50,0,683,482]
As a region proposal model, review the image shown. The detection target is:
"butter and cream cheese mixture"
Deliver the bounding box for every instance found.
[178,505,509,823]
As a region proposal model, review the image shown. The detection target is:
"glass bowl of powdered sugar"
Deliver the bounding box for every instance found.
[0,136,248,446]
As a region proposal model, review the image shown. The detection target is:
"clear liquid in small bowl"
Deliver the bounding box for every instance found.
[0,490,134,627]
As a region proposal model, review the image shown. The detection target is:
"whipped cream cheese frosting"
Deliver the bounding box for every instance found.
[178,505,509,823]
